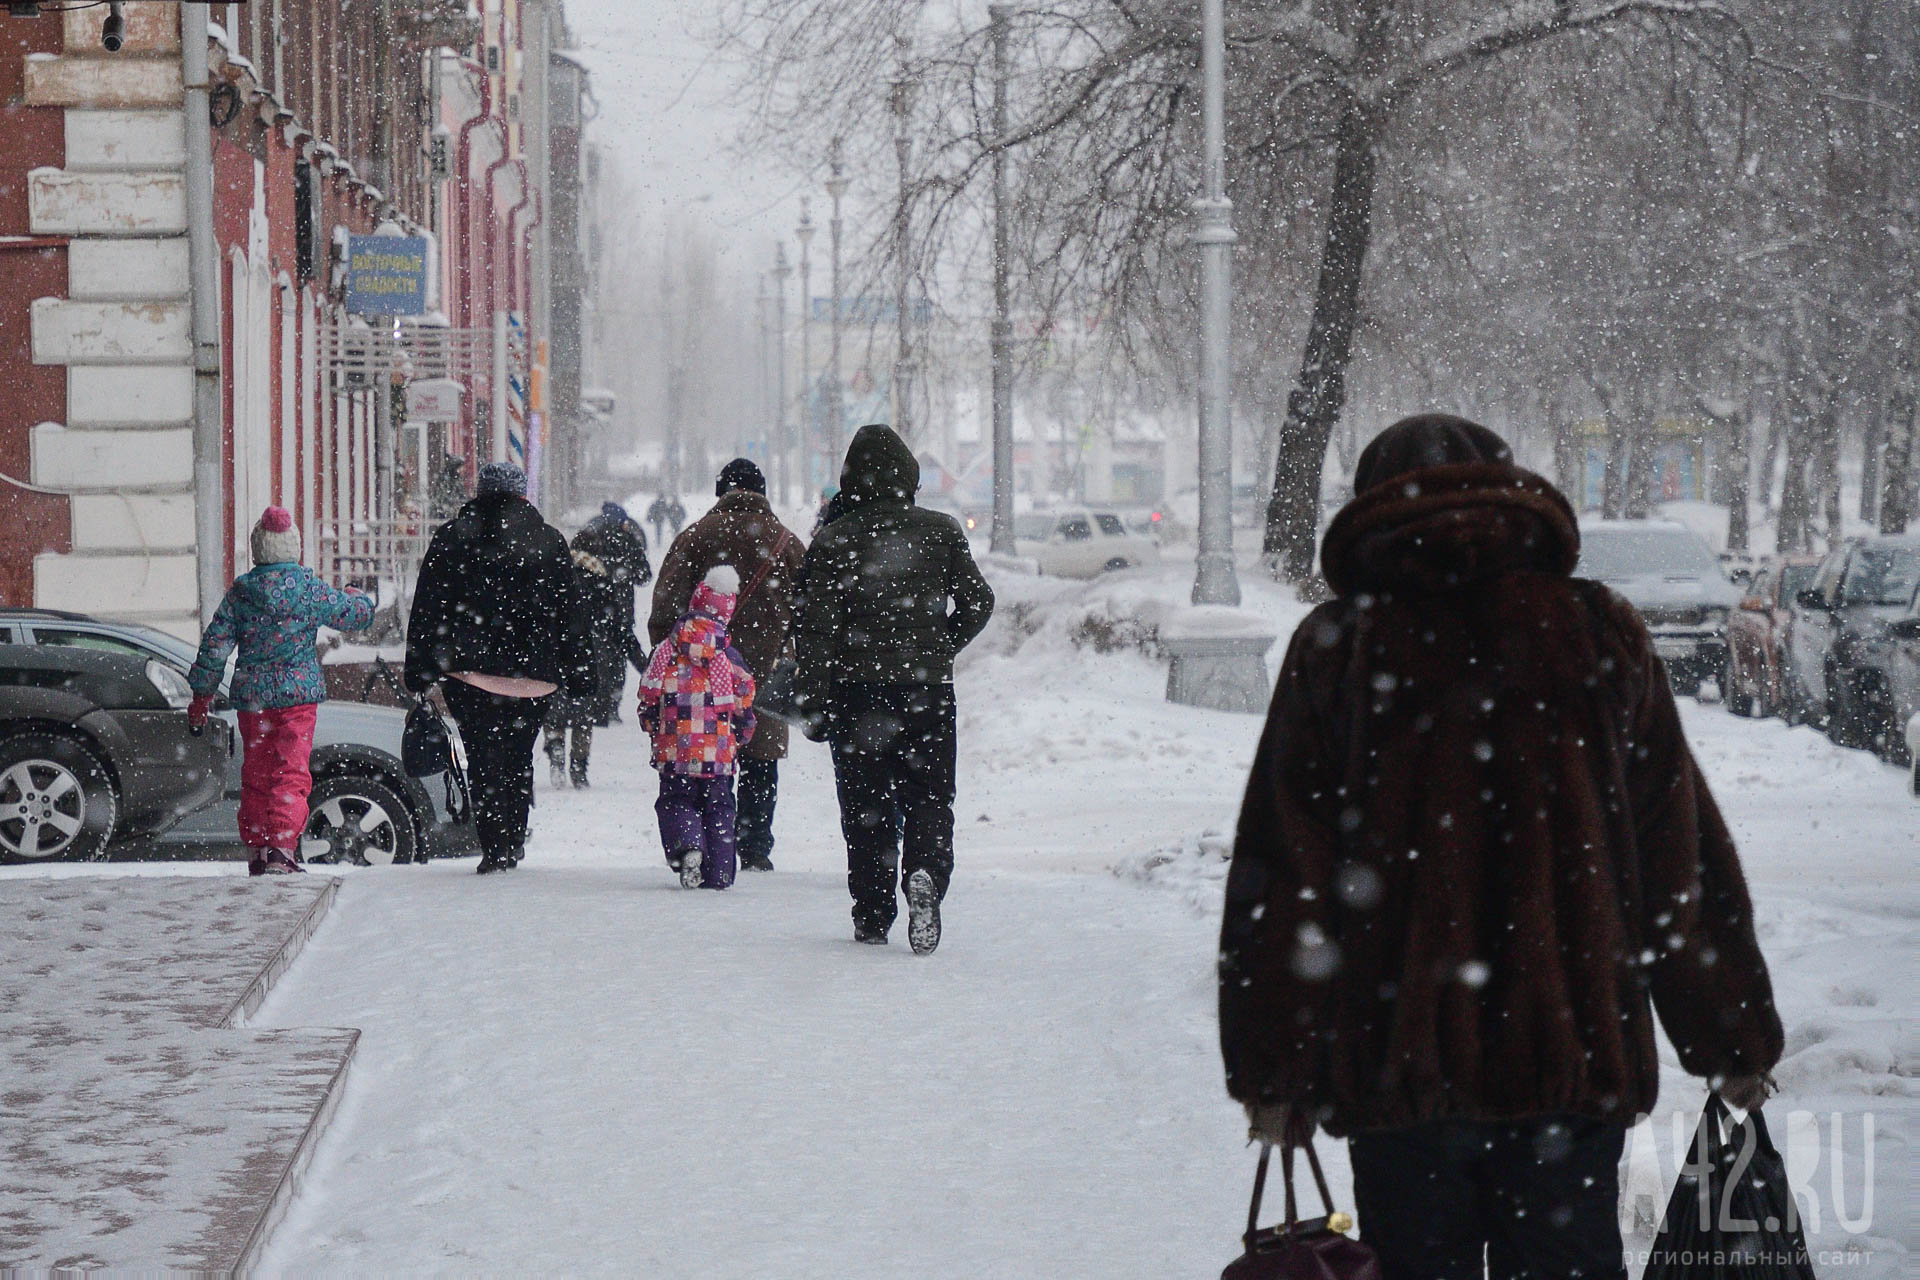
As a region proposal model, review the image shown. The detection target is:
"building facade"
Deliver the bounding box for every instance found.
[0,0,595,639]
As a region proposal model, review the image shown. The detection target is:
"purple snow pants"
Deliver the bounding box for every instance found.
[655,772,737,889]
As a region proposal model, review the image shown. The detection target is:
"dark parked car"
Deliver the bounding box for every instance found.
[0,610,474,865]
[0,644,230,863]
[1576,520,1740,696]
[1725,555,1822,718]
[1781,535,1920,752]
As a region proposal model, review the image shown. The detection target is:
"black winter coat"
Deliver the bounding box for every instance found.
[796,425,994,711]
[404,492,596,697]
[570,514,651,722]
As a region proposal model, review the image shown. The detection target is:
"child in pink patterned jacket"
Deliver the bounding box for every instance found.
[638,565,756,889]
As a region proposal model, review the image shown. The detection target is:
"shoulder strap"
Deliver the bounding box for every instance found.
[738,530,797,611]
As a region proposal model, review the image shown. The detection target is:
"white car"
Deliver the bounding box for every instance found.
[1014,510,1161,578]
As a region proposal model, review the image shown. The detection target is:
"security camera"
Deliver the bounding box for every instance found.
[101,2,125,51]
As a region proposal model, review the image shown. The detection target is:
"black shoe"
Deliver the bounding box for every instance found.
[476,855,510,875]
[906,869,941,955]
[674,848,705,889]
[741,853,774,872]
[570,771,590,790]
[853,924,889,945]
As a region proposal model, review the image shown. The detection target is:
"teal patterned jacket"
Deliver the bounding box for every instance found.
[188,564,374,710]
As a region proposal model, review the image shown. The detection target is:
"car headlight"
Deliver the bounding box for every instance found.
[145,659,194,710]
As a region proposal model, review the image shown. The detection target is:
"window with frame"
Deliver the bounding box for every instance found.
[1095,514,1126,537]
[1058,517,1092,542]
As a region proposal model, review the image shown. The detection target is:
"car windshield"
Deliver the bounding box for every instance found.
[1576,528,1723,580]
[1840,547,1920,606]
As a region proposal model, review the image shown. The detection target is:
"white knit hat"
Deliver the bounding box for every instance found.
[703,564,741,595]
[251,505,301,565]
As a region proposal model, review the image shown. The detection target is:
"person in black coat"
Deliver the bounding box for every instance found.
[406,462,595,873]
[795,425,995,954]
[543,503,652,788]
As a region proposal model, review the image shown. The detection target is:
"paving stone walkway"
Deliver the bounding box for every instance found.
[0,874,352,1272]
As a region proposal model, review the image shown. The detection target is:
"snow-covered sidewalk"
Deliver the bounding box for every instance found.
[6,560,1911,1274]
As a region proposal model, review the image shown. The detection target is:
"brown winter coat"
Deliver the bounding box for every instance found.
[648,490,806,759]
[1218,462,1782,1135]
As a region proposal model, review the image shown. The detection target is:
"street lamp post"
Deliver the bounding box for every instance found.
[795,199,816,503]
[988,4,1016,555]
[825,137,849,473]
[1191,0,1239,607]
[890,42,915,442]
[1162,0,1273,714]
[772,243,793,503]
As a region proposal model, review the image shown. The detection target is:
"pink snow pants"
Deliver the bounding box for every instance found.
[237,703,319,850]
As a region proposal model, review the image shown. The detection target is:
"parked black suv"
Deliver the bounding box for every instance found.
[1782,535,1920,752]
[0,644,231,862]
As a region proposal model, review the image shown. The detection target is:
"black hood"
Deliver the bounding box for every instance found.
[839,423,919,507]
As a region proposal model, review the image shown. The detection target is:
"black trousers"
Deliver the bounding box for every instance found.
[444,681,548,860]
[736,755,778,862]
[1348,1115,1628,1280]
[828,683,956,933]
[542,701,593,778]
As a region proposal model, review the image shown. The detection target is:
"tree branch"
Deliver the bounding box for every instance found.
[1375,0,1739,109]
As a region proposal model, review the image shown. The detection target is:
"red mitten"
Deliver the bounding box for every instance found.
[187,694,214,732]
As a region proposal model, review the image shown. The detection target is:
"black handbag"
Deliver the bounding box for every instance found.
[401,697,454,778]
[1223,1141,1383,1280]
[1645,1095,1816,1279]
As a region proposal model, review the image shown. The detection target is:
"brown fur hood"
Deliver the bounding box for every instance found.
[1320,462,1580,599]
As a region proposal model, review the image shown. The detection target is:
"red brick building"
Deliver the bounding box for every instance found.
[0,0,590,639]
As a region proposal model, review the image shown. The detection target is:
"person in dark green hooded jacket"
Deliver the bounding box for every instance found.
[795,424,995,953]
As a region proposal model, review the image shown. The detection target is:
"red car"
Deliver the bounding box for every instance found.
[1726,555,1822,718]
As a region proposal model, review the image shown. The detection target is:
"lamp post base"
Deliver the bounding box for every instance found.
[1161,608,1275,714]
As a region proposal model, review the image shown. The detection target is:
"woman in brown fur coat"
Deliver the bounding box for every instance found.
[1219,415,1782,1280]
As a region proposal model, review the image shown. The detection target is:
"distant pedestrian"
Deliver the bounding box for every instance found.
[649,459,804,871]
[406,462,595,874]
[1217,414,1783,1280]
[796,424,995,953]
[647,492,688,548]
[430,455,468,522]
[187,506,373,876]
[639,565,757,890]
[545,502,651,789]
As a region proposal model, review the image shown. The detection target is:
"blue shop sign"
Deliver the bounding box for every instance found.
[345,235,429,315]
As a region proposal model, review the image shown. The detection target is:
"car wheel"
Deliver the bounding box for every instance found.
[0,733,118,864]
[1827,670,1868,748]
[1102,557,1131,573]
[302,773,418,866]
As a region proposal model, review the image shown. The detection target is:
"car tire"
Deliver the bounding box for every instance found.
[0,732,119,864]
[302,773,418,866]
[1102,557,1131,573]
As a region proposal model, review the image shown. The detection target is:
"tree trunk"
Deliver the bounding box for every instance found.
[1723,405,1752,552]
[1777,386,1812,554]
[1859,416,1882,525]
[1813,392,1842,546]
[1622,386,1655,519]
[1881,382,1917,534]
[1261,104,1380,580]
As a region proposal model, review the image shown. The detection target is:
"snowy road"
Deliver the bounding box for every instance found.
[231,567,1911,1273]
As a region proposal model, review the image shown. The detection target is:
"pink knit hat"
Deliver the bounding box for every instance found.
[251,505,301,565]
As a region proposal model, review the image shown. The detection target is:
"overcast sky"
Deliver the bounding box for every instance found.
[560,0,798,264]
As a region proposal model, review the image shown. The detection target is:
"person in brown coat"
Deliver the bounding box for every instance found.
[1218,415,1782,1280]
[648,458,806,871]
